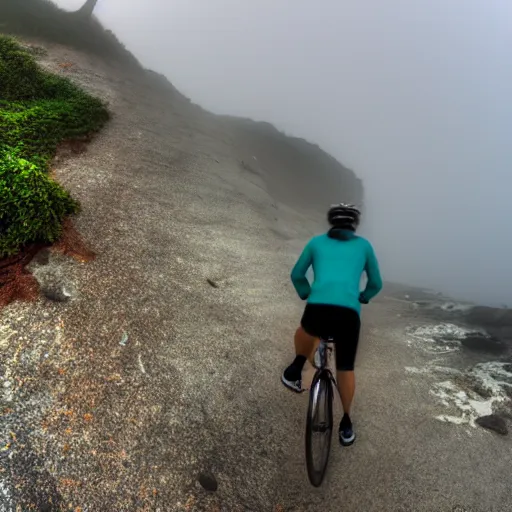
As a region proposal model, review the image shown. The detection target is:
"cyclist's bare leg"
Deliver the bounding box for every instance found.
[281,327,318,391]
[294,326,318,363]
[336,370,355,415]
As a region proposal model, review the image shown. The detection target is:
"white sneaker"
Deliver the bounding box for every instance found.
[281,372,303,393]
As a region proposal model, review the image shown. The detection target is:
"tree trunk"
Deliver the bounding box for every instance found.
[75,0,99,18]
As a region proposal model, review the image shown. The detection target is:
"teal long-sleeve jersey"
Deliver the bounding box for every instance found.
[290,232,383,314]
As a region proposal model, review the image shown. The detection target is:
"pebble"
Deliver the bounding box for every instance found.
[198,471,218,492]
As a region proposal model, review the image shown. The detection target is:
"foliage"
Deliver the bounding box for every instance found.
[0,36,109,257]
[0,149,80,256]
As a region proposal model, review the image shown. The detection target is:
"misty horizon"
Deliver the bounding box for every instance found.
[55,0,512,307]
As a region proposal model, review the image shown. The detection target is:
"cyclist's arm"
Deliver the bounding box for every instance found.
[360,242,382,303]
[290,241,313,300]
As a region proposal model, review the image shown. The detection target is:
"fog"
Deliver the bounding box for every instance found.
[55,0,512,307]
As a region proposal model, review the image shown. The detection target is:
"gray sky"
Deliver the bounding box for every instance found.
[57,0,512,306]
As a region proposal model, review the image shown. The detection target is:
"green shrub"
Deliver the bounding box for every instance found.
[0,148,80,256]
[1,97,109,162]
[0,37,43,101]
[0,36,109,257]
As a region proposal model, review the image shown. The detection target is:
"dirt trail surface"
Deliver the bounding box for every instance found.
[1,40,512,512]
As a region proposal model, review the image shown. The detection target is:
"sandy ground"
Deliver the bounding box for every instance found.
[1,39,511,512]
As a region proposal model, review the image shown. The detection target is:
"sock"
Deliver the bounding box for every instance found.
[292,355,307,370]
[340,413,352,429]
[284,355,307,381]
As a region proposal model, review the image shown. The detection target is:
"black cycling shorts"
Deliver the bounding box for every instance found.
[300,304,361,371]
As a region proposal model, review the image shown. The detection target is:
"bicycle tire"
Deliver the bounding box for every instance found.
[305,370,334,487]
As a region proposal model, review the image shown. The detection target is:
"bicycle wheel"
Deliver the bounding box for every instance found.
[305,371,334,487]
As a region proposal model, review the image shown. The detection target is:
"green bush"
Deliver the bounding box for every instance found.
[0,36,43,101]
[0,35,109,257]
[0,148,80,256]
[1,97,109,162]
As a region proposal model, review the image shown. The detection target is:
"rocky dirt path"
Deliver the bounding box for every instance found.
[1,39,511,512]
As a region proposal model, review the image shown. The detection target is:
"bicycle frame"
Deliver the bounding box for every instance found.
[316,338,331,369]
[315,338,338,391]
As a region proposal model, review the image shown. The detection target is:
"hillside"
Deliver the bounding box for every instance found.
[1,5,511,512]
[0,0,363,218]
[0,8,363,510]
[0,0,140,67]
[224,116,363,213]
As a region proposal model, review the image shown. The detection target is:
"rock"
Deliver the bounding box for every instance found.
[119,332,129,346]
[461,335,507,355]
[27,252,76,303]
[475,414,508,436]
[206,279,219,288]
[41,284,72,302]
[198,471,218,492]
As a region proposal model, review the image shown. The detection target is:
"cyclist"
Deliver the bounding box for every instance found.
[281,203,382,446]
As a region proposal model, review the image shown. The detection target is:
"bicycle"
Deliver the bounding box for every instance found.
[305,337,337,487]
